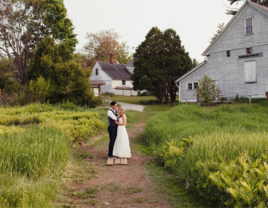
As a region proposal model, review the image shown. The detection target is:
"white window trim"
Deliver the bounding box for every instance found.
[245,16,254,35]
[244,61,257,84]
[187,82,198,90]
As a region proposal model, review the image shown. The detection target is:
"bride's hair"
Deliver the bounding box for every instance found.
[118,107,126,117]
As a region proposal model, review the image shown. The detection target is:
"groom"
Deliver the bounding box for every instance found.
[107,101,119,159]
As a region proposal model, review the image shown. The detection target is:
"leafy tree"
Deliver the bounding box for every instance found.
[26,76,50,103]
[27,37,99,106]
[210,23,225,43]
[192,58,199,68]
[195,75,222,106]
[83,29,132,66]
[0,0,78,85]
[132,27,192,104]
[226,0,268,15]
[0,58,19,92]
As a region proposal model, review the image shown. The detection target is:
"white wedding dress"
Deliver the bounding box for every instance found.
[113,115,131,158]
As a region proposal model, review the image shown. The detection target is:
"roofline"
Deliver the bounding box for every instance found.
[202,1,249,56]
[175,61,207,83]
[248,1,268,17]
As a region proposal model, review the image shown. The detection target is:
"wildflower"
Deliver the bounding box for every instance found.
[4,199,6,202]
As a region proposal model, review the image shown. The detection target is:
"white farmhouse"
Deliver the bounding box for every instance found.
[175,1,268,102]
[90,54,138,96]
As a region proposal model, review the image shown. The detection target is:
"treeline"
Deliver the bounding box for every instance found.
[0,0,132,107]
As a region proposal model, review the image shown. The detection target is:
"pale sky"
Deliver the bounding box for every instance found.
[64,0,244,63]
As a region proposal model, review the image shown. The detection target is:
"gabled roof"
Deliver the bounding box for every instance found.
[249,1,268,15]
[126,58,135,67]
[98,62,132,80]
[175,61,207,83]
[202,1,268,56]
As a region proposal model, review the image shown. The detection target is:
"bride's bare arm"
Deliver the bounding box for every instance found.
[115,115,126,125]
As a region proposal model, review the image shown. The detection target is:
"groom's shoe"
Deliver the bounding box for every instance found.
[108,156,116,159]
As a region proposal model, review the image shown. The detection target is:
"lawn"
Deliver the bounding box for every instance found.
[111,95,158,105]
[144,100,268,207]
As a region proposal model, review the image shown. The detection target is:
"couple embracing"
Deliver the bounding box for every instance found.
[107,101,131,159]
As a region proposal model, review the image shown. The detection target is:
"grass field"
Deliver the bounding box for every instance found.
[0,103,106,207]
[144,99,268,207]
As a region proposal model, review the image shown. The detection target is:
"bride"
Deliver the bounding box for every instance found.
[112,107,131,158]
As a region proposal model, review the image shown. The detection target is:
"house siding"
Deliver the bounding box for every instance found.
[91,62,114,93]
[90,63,138,96]
[179,3,268,102]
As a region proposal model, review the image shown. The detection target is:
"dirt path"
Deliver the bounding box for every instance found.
[65,124,171,208]
[117,102,144,112]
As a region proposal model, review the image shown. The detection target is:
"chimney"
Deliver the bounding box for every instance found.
[110,54,114,64]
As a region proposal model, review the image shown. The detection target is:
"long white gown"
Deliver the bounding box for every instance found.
[113,116,131,158]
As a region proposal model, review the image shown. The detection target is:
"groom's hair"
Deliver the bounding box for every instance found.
[110,101,117,106]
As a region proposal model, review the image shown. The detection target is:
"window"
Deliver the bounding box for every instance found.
[95,68,98,76]
[227,50,230,57]
[245,17,253,34]
[244,61,257,83]
[194,82,198,89]
[122,80,126,85]
[188,83,193,90]
[246,47,252,54]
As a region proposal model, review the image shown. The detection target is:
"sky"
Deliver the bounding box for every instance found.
[64,0,244,63]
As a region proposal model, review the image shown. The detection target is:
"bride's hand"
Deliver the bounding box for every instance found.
[115,120,119,124]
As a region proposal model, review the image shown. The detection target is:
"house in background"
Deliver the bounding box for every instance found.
[175,0,268,102]
[90,54,138,96]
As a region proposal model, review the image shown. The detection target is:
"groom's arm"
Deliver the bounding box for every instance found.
[107,111,117,120]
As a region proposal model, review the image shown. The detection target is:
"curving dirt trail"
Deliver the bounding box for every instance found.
[66,123,171,208]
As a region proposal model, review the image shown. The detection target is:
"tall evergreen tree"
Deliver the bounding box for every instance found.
[132,27,192,104]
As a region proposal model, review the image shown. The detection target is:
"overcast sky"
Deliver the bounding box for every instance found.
[64,0,244,63]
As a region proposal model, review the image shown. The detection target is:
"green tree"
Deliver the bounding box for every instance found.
[0,58,19,92]
[26,76,50,103]
[132,27,193,104]
[226,0,268,15]
[195,75,222,106]
[0,0,78,85]
[192,59,199,68]
[27,37,98,106]
[210,23,225,43]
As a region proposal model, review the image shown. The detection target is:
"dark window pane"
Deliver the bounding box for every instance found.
[122,80,126,85]
[188,83,192,90]
[194,82,198,89]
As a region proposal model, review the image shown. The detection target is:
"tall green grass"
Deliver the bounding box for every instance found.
[0,127,70,178]
[144,104,268,207]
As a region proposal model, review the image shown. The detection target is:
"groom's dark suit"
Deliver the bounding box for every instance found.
[108,109,118,157]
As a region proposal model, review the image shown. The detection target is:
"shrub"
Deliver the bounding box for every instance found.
[195,75,221,105]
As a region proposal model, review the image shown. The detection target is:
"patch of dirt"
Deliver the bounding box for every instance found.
[64,124,170,208]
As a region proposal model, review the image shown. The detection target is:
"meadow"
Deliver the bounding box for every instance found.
[144,100,268,207]
[0,103,106,207]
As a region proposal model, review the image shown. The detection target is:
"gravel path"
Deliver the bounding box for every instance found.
[117,102,144,112]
